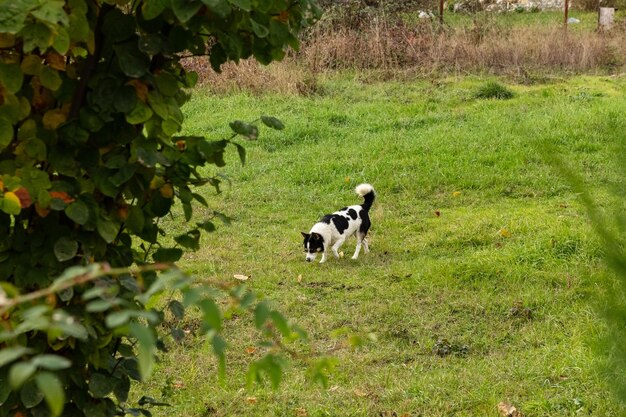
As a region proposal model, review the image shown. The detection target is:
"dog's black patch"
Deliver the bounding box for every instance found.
[347,208,357,220]
[331,215,349,234]
[304,232,324,253]
[359,210,371,234]
[320,215,332,224]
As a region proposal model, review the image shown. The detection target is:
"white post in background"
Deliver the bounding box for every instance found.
[598,7,615,31]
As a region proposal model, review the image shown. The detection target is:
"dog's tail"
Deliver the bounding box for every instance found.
[355,183,375,211]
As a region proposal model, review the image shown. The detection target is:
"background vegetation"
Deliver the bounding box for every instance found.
[136,74,626,416]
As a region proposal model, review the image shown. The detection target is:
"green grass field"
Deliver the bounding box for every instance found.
[136,74,626,416]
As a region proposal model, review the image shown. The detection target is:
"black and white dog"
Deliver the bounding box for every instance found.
[301,184,375,263]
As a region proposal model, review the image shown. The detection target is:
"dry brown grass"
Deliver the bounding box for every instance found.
[183,16,626,93]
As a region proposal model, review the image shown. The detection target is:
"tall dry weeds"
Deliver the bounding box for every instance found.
[184,15,626,94]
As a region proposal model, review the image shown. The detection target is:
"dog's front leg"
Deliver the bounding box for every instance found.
[319,251,328,263]
[332,238,345,259]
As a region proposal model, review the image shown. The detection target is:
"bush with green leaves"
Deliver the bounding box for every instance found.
[0,0,321,416]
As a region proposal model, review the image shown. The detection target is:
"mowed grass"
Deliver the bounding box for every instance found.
[137,75,626,416]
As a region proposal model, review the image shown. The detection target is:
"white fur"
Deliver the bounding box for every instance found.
[355,183,374,197]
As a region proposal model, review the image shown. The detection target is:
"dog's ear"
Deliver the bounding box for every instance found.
[311,232,322,241]
[301,232,310,239]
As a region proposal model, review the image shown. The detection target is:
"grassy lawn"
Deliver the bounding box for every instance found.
[136,74,626,416]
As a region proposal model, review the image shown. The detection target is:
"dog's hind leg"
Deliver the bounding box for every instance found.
[352,232,367,259]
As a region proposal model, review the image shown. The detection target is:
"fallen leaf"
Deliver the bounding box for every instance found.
[245,346,257,354]
[344,176,350,183]
[246,396,257,404]
[499,227,512,238]
[452,191,461,197]
[497,402,522,417]
[434,210,441,217]
[173,381,184,389]
[234,274,250,281]
[294,408,308,417]
[328,385,339,392]
[353,389,368,397]
[297,274,302,283]
[339,251,344,258]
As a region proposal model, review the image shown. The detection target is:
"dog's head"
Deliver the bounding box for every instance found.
[301,232,324,262]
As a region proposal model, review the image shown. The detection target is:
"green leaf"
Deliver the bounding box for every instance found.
[211,334,227,379]
[0,347,32,368]
[32,355,72,370]
[31,1,69,26]
[153,247,183,263]
[228,0,251,10]
[114,40,150,78]
[0,2,29,33]
[198,299,222,332]
[68,12,89,42]
[39,66,62,91]
[261,115,285,130]
[126,102,153,124]
[105,310,132,328]
[200,0,231,17]
[89,372,116,398]
[126,205,145,234]
[254,302,270,329]
[0,119,12,153]
[21,22,53,53]
[138,33,163,56]
[102,8,135,42]
[155,72,179,96]
[65,200,89,225]
[229,120,258,140]
[9,361,36,388]
[130,323,156,380]
[54,236,78,262]
[51,26,70,54]
[97,218,118,243]
[36,372,65,417]
[168,300,185,320]
[20,379,43,408]
[270,311,291,337]
[250,19,269,38]
[171,0,202,23]
[0,63,23,94]
[142,0,168,20]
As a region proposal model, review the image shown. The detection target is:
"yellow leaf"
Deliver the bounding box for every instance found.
[150,176,164,190]
[295,408,308,417]
[344,176,350,183]
[2,192,21,215]
[452,191,461,197]
[233,274,250,281]
[159,183,174,198]
[297,274,302,283]
[246,397,257,404]
[499,227,512,238]
[43,109,67,130]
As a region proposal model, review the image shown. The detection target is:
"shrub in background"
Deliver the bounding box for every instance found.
[473,81,515,99]
[0,1,323,416]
